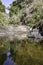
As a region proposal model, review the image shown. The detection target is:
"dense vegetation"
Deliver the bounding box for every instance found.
[9,0,43,27]
[0,0,5,12]
[0,0,43,65]
[0,0,9,24]
[0,0,43,26]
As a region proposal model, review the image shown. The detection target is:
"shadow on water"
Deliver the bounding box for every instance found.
[0,54,6,65]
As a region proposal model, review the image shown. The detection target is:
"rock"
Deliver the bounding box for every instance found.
[0,25,28,40]
[0,24,43,42]
[28,28,43,42]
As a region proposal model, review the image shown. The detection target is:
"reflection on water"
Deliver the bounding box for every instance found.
[0,38,43,65]
[0,25,43,65]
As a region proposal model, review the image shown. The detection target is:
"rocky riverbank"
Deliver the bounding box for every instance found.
[0,24,43,42]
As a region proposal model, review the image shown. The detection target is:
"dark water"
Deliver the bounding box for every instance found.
[0,38,43,65]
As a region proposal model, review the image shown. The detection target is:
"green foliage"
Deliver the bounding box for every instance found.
[0,1,9,24]
[0,1,5,12]
[0,12,5,24]
[0,12,9,24]
[9,0,43,26]
[9,0,26,24]
[26,3,43,27]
